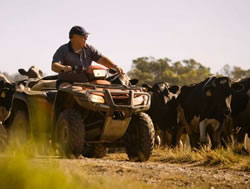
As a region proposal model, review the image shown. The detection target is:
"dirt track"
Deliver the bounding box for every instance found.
[36,151,250,189]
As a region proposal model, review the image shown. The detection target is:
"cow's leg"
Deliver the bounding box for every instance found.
[207,120,221,149]
[209,130,222,149]
[165,130,172,146]
[221,118,234,148]
[199,120,209,145]
[174,125,185,147]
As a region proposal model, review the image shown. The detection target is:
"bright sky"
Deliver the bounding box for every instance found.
[1,0,250,76]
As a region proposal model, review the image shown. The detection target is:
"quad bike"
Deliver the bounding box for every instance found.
[3,65,155,161]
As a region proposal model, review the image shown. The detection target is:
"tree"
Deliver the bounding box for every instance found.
[128,57,212,85]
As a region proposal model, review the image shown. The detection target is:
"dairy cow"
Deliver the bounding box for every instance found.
[176,76,232,149]
[143,82,182,147]
[0,81,16,122]
[0,74,11,83]
[229,78,250,143]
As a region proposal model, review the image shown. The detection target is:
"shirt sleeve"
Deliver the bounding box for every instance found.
[52,45,65,65]
[88,44,103,62]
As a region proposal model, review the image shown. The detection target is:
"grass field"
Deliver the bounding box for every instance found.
[0,140,249,189]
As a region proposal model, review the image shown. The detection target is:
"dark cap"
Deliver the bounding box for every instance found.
[69,26,89,39]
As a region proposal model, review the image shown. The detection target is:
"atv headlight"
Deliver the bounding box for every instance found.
[133,95,145,106]
[89,94,105,104]
[93,69,107,78]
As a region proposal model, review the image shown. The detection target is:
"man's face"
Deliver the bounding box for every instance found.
[71,34,88,48]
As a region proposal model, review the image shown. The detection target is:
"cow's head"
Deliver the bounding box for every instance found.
[18,66,43,79]
[107,69,138,86]
[203,76,232,117]
[0,80,16,122]
[143,82,171,105]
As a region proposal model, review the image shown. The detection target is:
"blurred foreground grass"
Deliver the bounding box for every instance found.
[1,138,250,189]
[0,141,158,189]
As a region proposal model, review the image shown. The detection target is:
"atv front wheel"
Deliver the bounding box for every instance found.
[124,112,155,162]
[56,109,85,158]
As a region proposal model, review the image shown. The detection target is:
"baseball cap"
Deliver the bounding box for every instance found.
[69,26,90,39]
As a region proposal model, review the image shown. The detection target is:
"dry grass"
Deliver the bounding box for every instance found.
[152,145,250,171]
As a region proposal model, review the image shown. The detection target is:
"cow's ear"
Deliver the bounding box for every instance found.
[130,79,138,85]
[206,90,212,96]
[232,83,244,92]
[169,85,180,94]
[142,84,152,92]
[0,90,6,98]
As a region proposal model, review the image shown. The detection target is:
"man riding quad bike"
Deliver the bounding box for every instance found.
[4,65,155,161]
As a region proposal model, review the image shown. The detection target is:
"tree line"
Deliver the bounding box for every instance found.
[127,57,250,85]
[1,57,250,85]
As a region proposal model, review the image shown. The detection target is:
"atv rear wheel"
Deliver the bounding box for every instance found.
[56,109,85,158]
[124,112,155,162]
[9,111,29,144]
[82,144,107,158]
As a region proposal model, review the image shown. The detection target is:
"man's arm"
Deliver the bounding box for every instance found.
[97,56,124,74]
[51,62,72,73]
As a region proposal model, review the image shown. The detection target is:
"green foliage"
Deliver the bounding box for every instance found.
[218,64,250,79]
[127,57,212,85]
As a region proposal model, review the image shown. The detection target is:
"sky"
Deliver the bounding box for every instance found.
[0,0,250,76]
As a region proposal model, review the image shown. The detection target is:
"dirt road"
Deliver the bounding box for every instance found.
[36,151,250,189]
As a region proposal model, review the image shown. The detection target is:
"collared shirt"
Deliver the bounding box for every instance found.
[52,42,102,82]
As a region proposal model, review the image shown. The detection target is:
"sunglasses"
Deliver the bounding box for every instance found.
[82,35,88,40]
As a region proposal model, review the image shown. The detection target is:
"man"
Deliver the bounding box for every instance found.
[51,25,124,86]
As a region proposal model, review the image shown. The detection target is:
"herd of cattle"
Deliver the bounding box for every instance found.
[0,66,250,151]
[144,76,250,149]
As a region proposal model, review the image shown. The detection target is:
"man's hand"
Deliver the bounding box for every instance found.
[52,63,72,73]
[97,56,124,75]
[113,65,124,75]
[63,66,72,72]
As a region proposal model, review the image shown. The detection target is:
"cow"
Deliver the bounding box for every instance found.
[143,82,182,147]
[176,76,232,149]
[0,80,16,122]
[228,78,250,143]
[0,73,11,83]
[18,66,43,79]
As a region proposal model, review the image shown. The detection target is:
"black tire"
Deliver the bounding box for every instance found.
[56,109,85,158]
[0,123,7,151]
[124,112,155,162]
[8,111,29,144]
[82,144,107,158]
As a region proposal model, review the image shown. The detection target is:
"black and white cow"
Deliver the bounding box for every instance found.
[143,82,182,147]
[229,78,250,143]
[0,73,11,83]
[176,76,232,149]
[0,80,16,122]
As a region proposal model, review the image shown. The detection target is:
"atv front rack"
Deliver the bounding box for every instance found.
[73,82,142,90]
[71,83,151,116]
